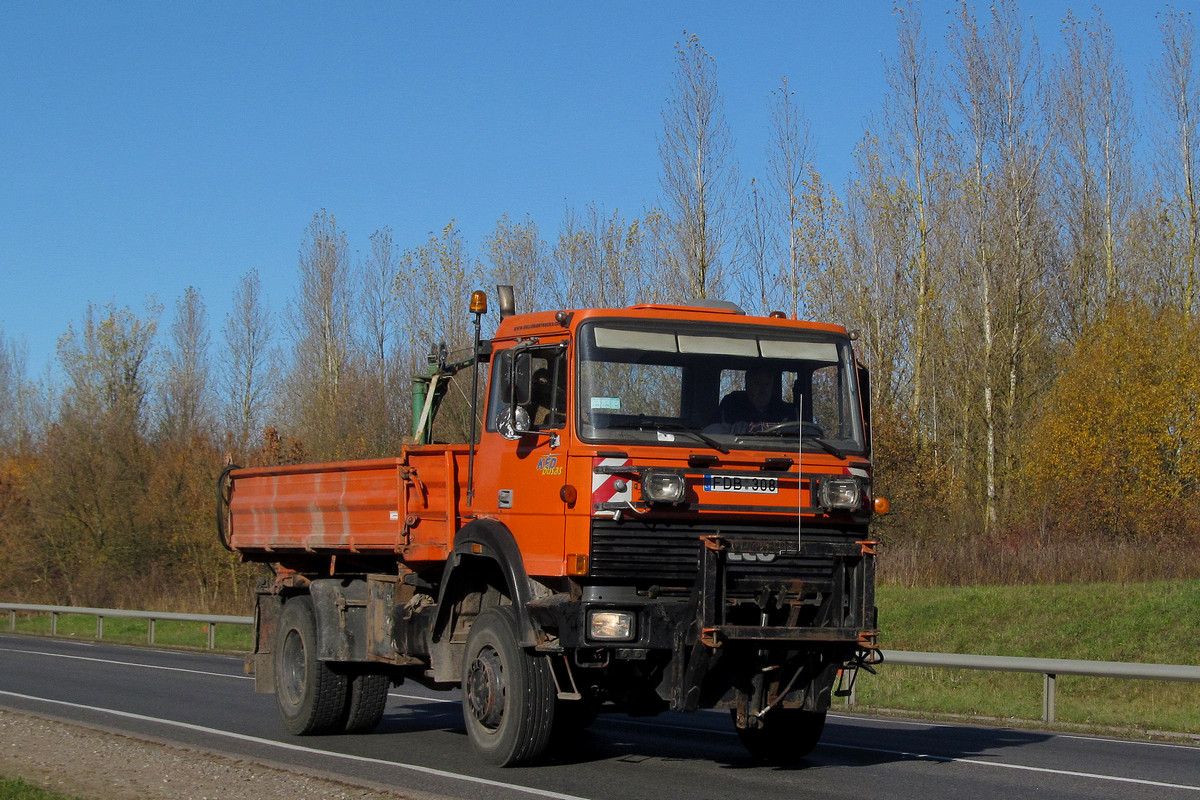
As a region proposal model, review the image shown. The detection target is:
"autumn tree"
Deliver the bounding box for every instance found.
[32,302,160,604]
[1022,302,1200,540]
[658,32,741,299]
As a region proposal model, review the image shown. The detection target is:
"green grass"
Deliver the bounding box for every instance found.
[0,777,85,800]
[5,611,253,652]
[855,581,1200,734]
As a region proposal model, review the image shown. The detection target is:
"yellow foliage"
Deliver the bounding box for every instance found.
[1023,303,1200,538]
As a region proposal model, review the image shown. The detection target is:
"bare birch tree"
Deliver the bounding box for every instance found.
[947,0,1051,533]
[883,1,948,439]
[395,222,482,442]
[157,287,213,442]
[220,270,277,456]
[283,209,359,459]
[739,75,816,319]
[1152,7,1200,314]
[0,328,39,457]
[1052,9,1136,337]
[484,214,549,315]
[658,32,741,299]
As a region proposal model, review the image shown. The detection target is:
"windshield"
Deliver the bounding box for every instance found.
[577,319,866,456]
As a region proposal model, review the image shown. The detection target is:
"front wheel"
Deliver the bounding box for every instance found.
[734,708,827,763]
[461,606,556,766]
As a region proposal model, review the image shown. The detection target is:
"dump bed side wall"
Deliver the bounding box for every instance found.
[226,447,468,562]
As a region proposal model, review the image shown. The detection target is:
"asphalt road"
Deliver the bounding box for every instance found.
[1,633,1198,800]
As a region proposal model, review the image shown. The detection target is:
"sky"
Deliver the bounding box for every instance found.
[0,1,1185,376]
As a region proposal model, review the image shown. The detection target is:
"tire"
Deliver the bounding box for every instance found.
[341,671,389,734]
[273,595,349,735]
[733,708,827,763]
[461,606,556,766]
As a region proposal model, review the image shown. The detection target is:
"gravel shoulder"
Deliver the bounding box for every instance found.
[0,708,437,800]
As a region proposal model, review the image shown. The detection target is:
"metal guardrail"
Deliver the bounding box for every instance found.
[1,603,252,650]
[4,603,1198,724]
[881,649,1200,723]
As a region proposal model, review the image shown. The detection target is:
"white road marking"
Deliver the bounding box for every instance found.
[0,689,592,800]
[0,645,248,680]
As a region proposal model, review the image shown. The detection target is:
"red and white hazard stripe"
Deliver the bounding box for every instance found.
[592,457,633,516]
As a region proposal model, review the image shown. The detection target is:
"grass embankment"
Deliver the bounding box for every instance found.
[857,581,1200,734]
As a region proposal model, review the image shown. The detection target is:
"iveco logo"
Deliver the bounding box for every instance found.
[727,552,778,563]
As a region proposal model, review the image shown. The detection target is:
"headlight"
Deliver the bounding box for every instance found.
[641,471,686,505]
[588,611,635,641]
[819,478,862,510]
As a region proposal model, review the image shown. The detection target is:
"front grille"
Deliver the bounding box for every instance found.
[589,517,863,589]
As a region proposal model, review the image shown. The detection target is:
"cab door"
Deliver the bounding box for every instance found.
[470,341,570,576]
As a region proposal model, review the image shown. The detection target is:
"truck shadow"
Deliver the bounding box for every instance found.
[538,714,1058,771]
[367,702,1057,772]
[374,700,463,735]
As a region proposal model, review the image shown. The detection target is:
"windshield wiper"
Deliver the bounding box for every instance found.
[604,417,729,454]
[732,420,847,458]
[655,421,730,454]
[805,435,845,459]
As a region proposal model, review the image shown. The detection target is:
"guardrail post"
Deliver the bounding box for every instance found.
[148,618,155,645]
[51,611,58,636]
[8,610,13,632]
[1043,672,1056,723]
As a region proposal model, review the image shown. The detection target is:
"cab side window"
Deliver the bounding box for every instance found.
[486,347,567,432]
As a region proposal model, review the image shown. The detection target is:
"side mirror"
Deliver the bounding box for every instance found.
[498,350,533,406]
[497,405,532,440]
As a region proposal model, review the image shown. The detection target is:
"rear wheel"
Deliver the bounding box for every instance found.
[734,708,827,763]
[461,606,556,766]
[341,671,389,733]
[274,595,349,735]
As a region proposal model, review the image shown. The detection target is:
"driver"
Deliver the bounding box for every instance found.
[711,367,794,434]
[527,367,564,428]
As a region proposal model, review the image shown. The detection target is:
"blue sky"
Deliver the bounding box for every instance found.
[0,1,1180,375]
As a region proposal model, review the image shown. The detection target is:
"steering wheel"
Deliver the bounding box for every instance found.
[757,420,825,438]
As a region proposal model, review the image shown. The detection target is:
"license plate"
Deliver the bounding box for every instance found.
[702,475,778,494]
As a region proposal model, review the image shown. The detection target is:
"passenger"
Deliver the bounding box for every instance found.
[711,367,793,434]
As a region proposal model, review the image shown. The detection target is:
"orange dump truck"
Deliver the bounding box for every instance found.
[219,290,886,766]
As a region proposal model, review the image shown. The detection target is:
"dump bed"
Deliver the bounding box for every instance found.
[225,445,470,566]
